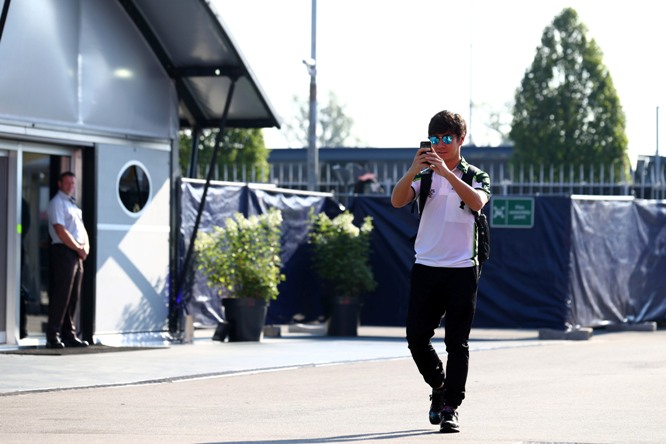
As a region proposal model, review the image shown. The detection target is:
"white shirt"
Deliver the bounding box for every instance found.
[412,170,482,268]
[48,191,87,245]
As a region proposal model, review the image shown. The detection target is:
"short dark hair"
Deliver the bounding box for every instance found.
[58,171,76,181]
[428,110,467,139]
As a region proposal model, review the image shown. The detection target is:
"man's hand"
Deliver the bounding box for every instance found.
[77,246,88,261]
[409,147,434,175]
[422,151,454,180]
[391,146,433,208]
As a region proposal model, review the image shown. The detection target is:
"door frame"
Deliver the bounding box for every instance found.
[1,139,80,345]
[0,149,10,344]
[0,141,19,345]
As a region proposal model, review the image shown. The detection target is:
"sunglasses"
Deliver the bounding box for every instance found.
[429,135,453,145]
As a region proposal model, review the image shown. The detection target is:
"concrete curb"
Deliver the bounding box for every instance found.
[605,321,657,332]
[287,323,327,335]
[263,325,282,337]
[538,327,593,340]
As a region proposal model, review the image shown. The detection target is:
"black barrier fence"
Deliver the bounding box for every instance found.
[180,179,666,330]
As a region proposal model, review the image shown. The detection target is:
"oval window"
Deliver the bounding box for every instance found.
[118,162,151,215]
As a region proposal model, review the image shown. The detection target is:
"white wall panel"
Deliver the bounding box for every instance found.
[94,144,170,337]
[0,0,177,140]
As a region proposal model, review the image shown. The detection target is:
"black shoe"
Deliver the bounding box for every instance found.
[428,387,445,425]
[62,337,89,348]
[45,339,65,349]
[439,406,460,433]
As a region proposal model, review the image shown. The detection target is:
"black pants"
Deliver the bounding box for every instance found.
[406,264,478,408]
[48,244,83,341]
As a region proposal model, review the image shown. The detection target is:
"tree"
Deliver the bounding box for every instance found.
[470,100,513,146]
[509,8,630,180]
[178,128,270,181]
[284,91,363,147]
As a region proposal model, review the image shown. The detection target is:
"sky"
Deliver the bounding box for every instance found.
[212,0,666,166]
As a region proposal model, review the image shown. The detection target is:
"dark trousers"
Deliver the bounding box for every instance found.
[48,244,83,341]
[406,264,478,408]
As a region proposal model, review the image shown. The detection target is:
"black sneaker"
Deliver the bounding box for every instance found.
[428,387,445,425]
[439,406,460,433]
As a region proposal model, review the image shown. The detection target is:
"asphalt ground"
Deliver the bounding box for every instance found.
[0,326,664,444]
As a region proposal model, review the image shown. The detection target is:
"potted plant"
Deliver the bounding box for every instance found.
[309,210,377,336]
[196,208,284,341]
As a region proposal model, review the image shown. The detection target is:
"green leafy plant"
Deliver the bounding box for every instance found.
[510,7,630,180]
[196,208,285,301]
[309,210,377,298]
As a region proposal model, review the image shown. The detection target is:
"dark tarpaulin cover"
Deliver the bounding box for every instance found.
[473,196,572,329]
[179,183,245,325]
[349,195,665,330]
[568,198,666,328]
[180,182,666,330]
[348,196,572,329]
[179,181,341,327]
[251,188,343,324]
[349,197,419,326]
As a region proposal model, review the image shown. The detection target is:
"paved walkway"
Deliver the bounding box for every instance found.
[0,326,664,443]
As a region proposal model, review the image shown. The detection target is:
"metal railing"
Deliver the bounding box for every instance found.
[204,159,666,201]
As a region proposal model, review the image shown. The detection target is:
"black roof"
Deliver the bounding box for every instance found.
[118,0,280,130]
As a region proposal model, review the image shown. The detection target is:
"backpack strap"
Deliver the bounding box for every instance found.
[461,165,480,216]
[410,169,433,218]
[409,170,432,243]
[418,170,432,218]
[461,164,490,269]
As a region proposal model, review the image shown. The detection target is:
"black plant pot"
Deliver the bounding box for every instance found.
[327,296,361,337]
[222,298,268,342]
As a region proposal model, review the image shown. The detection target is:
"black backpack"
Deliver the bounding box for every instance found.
[415,166,490,267]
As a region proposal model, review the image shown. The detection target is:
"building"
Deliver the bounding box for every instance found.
[0,0,279,345]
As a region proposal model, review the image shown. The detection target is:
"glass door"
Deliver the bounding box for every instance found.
[0,153,7,338]
[20,152,71,340]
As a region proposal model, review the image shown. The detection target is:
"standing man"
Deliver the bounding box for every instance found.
[391,110,490,433]
[46,171,89,348]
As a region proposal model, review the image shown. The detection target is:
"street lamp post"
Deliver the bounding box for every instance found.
[305,0,318,191]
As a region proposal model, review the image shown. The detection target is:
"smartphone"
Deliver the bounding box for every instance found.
[420,141,433,170]
[420,140,432,152]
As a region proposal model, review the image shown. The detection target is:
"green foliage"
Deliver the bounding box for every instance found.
[196,208,285,301]
[477,101,513,145]
[284,91,363,147]
[309,210,376,298]
[178,128,270,181]
[509,7,630,181]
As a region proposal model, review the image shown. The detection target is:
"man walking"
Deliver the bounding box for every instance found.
[391,110,490,433]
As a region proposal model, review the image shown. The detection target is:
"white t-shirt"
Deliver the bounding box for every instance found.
[411,166,488,268]
[48,191,87,245]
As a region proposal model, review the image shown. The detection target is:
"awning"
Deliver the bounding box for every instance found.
[118,0,281,130]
